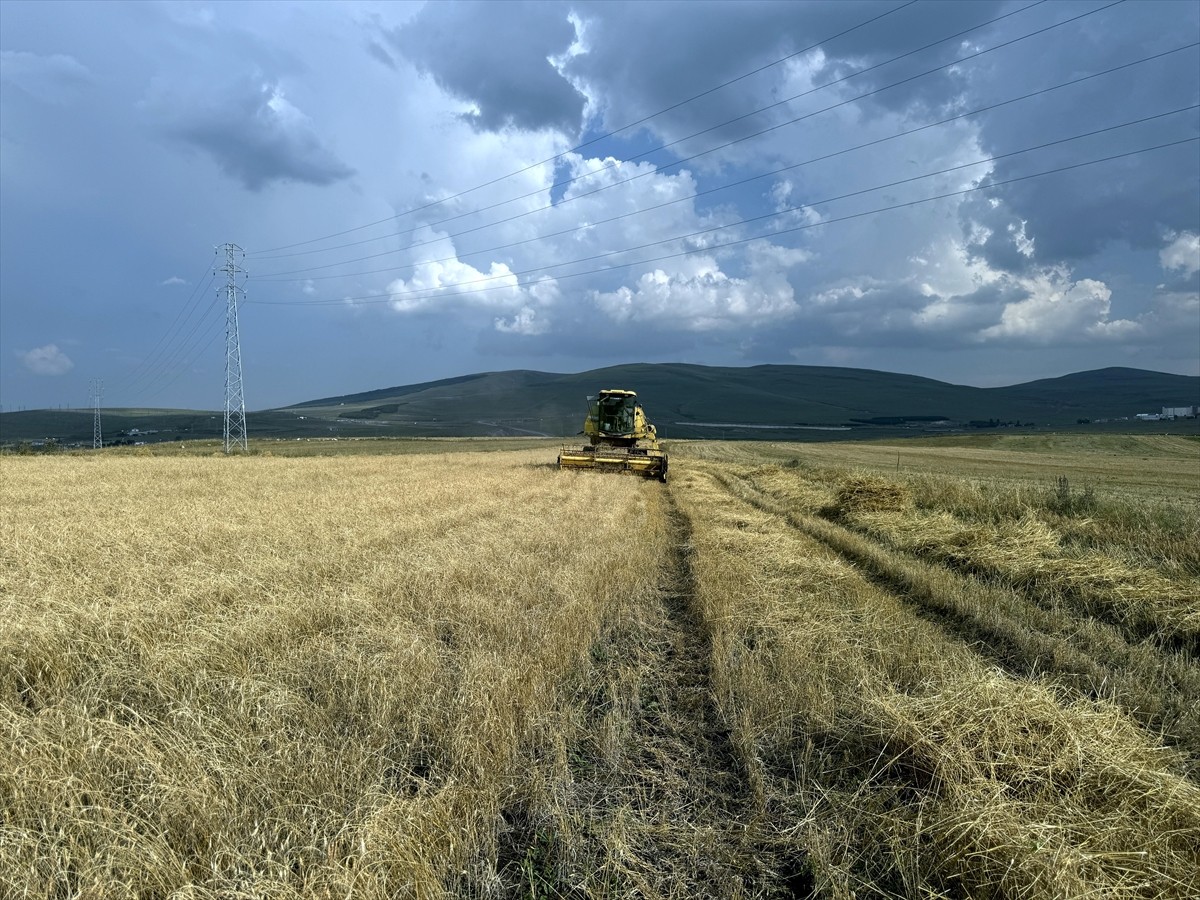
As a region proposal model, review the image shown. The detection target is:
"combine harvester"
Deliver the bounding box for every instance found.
[558,389,668,482]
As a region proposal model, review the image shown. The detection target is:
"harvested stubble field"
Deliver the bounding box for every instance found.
[2,434,1198,899]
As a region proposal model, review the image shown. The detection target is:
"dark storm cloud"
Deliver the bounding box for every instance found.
[561,0,1006,151]
[497,274,1003,364]
[954,2,1200,269]
[958,192,1037,275]
[828,0,1066,117]
[792,282,949,347]
[159,78,355,191]
[962,137,1200,271]
[387,0,585,134]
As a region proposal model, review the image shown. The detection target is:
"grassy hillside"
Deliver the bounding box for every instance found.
[282,363,1197,439]
[3,364,1196,445]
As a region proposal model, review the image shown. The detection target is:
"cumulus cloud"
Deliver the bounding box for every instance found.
[859,249,1143,347]
[977,270,1135,342]
[0,50,92,104]
[494,305,550,335]
[380,152,745,329]
[1161,231,1200,277]
[19,344,74,376]
[751,242,1162,356]
[376,145,821,341]
[158,80,354,190]
[590,254,798,330]
[159,276,186,286]
[382,227,561,328]
[767,179,825,230]
[351,1,1193,377]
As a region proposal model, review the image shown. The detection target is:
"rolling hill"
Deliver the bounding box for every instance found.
[2,364,1196,445]
[287,363,1198,439]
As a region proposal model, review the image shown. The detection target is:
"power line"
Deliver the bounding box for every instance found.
[254,0,1058,263]
[116,284,223,403]
[248,107,1198,295]
[113,247,252,411]
[251,48,1198,287]
[125,0,1184,410]
[247,0,925,256]
[252,0,1115,278]
[132,302,224,398]
[108,260,216,396]
[139,315,226,405]
[246,136,1199,308]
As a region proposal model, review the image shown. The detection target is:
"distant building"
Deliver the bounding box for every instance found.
[1161,406,1198,418]
[1136,413,1161,420]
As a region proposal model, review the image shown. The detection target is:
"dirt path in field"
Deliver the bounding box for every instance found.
[526,488,799,898]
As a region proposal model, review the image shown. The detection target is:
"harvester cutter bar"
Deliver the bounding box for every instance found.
[558,445,667,480]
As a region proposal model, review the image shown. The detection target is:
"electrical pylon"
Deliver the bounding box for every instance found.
[91,379,103,449]
[219,243,249,453]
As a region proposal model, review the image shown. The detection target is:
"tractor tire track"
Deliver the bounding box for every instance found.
[517,487,801,898]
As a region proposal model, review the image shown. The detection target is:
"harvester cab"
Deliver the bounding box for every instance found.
[589,391,640,438]
[558,389,668,481]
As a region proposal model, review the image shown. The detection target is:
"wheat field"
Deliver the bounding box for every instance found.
[2,436,1198,898]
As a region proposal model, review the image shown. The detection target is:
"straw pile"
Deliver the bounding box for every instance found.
[827,474,913,517]
[849,507,1200,650]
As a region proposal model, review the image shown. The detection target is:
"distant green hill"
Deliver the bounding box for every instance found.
[3,364,1196,445]
[278,363,1198,439]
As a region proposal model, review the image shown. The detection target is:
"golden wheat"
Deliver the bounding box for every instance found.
[712,465,1200,763]
[673,461,1200,899]
[5,434,1198,898]
[1,451,666,898]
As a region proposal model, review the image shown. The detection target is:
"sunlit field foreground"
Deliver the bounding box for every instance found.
[2,435,1198,898]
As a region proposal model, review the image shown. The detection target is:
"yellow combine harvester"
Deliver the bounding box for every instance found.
[558,389,668,481]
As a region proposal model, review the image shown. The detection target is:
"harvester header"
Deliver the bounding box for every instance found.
[558,389,668,481]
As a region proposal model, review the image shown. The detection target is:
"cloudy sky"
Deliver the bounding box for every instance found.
[1,0,1197,411]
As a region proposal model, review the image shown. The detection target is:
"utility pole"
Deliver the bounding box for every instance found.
[91,379,103,449]
[218,243,248,453]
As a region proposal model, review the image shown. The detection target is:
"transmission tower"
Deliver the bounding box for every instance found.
[91,379,103,449]
[218,243,249,453]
